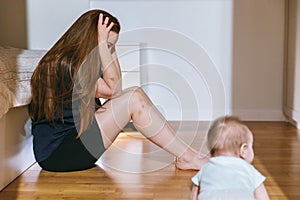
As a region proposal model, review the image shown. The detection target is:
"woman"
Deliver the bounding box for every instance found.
[29,9,207,172]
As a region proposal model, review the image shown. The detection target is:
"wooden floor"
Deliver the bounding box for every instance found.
[0,122,299,200]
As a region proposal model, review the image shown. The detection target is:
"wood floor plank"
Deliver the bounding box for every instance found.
[0,122,299,199]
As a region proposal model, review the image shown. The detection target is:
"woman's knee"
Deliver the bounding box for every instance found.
[127,86,148,104]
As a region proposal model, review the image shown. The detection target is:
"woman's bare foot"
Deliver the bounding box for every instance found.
[175,153,209,170]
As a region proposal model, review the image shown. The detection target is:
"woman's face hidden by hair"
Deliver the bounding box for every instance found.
[106,31,119,52]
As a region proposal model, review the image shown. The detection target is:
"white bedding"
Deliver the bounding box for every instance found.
[0,46,46,119]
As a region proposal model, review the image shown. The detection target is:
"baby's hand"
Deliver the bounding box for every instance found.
[97,13,114,45]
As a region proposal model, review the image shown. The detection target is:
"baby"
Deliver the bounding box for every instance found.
[191,116,269,200]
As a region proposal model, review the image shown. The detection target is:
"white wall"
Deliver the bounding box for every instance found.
[91,0,233,121]
[25,0,286,121]
[26,0,90,49]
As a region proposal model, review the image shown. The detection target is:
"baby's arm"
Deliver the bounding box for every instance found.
[254,183,270,200]
[190,184,200,200]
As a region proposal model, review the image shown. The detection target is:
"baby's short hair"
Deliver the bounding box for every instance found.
[206,116,252,156]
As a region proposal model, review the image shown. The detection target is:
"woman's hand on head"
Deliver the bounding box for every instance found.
[98,13,114,45]
[96,13,122,98]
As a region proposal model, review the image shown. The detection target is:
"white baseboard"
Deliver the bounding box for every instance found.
[283,106,300,129]
[162,109,285,122]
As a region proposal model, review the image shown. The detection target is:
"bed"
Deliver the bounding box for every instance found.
[0,46,46,191]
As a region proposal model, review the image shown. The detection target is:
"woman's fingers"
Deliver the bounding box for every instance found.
[98,13,104,26]
[107,22,114,31]
[98,13,114,44]
[98,13,113,30]
[104,16,109,25]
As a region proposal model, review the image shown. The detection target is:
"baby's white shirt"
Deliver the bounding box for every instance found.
[192,156,266,200]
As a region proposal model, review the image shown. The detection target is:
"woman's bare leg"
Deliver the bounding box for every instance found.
[95,87,208,170]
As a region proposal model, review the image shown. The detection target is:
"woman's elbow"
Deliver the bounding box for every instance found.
[108,82,122,97]
[95,87,121,99]
[95,78,122,98]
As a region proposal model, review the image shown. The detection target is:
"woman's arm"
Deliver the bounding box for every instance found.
[254,184,270,200]
[190,184,200,200]
[95,14,122,99]
[111,46,122,78]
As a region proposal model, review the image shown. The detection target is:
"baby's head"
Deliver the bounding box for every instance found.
[206,116,254,163]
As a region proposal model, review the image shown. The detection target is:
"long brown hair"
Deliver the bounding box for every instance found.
[29,9,120,136]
